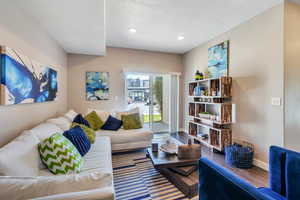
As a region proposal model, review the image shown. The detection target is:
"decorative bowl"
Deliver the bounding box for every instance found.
[160,143,178,154]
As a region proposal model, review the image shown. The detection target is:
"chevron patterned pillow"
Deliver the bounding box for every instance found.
[38,133,84,175]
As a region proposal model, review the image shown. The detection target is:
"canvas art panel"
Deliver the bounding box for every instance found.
[86,72,109,100]
[0,46,58,105]
[208,41,229,78]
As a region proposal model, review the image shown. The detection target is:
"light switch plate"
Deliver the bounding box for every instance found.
[271,97,281,106]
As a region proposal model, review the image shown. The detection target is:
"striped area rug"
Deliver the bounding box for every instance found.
[112,151,199,200]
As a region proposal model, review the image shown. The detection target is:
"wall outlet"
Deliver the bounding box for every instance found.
[271,97,281,106]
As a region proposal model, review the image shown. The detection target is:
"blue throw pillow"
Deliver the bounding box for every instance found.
[73,114,90,128]
[63,126,91,156]
[101,115,123,131]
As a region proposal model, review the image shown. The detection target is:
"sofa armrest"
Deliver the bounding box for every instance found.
[286,151,300,200]
[199,158,274,200]
[32,187,115,200]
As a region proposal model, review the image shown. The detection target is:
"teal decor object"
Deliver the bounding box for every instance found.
[208,41,229,78]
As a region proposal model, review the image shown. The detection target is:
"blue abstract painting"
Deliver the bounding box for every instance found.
[0,46,58,105]
[86,72,109,100]
[208,41,229,78]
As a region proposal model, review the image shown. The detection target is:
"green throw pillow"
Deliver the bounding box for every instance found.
[38,133,84,175]
[121,113,142,130]
[71,123,96,144]
[85,111,104,130]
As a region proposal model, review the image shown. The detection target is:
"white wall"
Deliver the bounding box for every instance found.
[67,47,184,126]
[0,1,68,147]
[183,4,284,164]
[284,0,300,151]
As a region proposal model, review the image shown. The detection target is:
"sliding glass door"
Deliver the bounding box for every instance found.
[125,73,178,133]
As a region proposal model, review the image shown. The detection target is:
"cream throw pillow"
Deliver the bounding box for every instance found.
[64,109,78,122]
[116,107,140,120]
[46,117,71,131]
[0,131,40,176]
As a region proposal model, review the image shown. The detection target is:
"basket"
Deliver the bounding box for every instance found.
[225,142,254,169]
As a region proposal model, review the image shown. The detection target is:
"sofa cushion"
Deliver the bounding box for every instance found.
[64,109,78,122]
[87,108,111,123]
[0,131,40,176]
[111,141,152,152]
[258,188,285,200]
[96,128,153,144]
[286,151,300,200]
[73,114,91,128]
[85,111,104,130]
[38,133,84,175]
[0,171,113,200]
[82,136,113,174]
[269,146,287,196]
[71,123,96,144]
[101,115,123,131]
[46,117,71,131]
[33,187,115,200]
[116,107,140,120]
[29,123,63,142]
[63,126,91,156]
[121,113,142,130]
[38,136,113,176]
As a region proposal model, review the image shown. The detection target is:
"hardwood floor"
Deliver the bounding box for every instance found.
[200,146,268,187]
[155,131,268,188]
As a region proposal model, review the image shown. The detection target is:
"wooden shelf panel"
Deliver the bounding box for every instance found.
[191,135,222,151]
[190,116,231,125]
[188,77,232,98]
[189,77,221,84]
[190,101,231,105]
[189,95,229,98]
[189,121,229,132]
[188,76,233,152]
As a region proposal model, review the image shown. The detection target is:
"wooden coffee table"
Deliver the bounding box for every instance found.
[147,148,198,169]
[146,133,200,198]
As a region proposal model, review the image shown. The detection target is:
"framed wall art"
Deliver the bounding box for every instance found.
[86,71,109,101]
[0,46,58,105]
[208,40,229,78]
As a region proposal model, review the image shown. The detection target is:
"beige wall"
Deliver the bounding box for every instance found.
[67,47,183,126]
[183,4,284,164]
[0,2,68,147]
[284,1,300,151]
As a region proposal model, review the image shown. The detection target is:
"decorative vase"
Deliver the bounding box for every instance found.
[195,70,203,80]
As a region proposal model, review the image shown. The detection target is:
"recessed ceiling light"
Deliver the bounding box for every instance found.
[177,36,185,40]
[129,28,137,33]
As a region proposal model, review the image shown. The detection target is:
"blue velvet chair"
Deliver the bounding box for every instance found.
[198,146,300,200]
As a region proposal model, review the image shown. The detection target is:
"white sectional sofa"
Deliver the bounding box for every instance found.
[97,128,153,152]
[89,108,154,152]
[0,109,153,200]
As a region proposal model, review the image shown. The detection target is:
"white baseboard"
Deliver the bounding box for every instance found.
[253,159,269,171]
